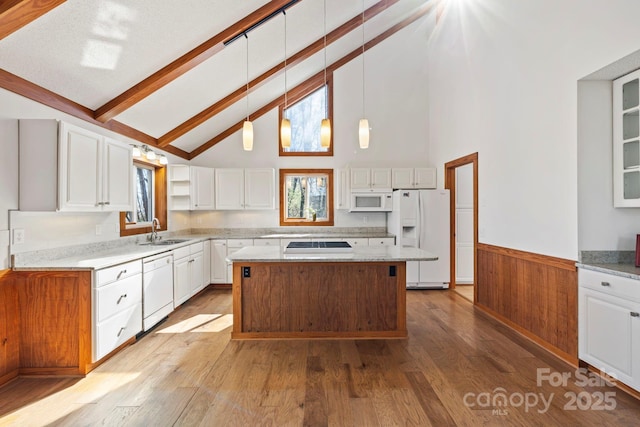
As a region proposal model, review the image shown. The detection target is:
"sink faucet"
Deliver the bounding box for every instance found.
[150,218,160,243]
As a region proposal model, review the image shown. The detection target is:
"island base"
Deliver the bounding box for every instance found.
[231,261,407,340]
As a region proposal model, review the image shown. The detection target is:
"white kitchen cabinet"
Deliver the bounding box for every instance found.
[350,168,391,192]
[578,268,640,391]
[215,168,275,210]
[336,168,350,210]
[344,238,369,247]
[368,237,395,246]
[93,260,142,362]
[173,243,205,307]
[190,166,215,210]
[215,168,245,210]
[210,240,227,283]
[392,168,436,189]
[168,165,191,210]
[226,239,253,282]
[253,238,280,246]
[19,120,132,212]
[202,240,211,287]
[614,69,640,207]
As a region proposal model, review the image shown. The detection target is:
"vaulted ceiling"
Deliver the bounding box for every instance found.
[0,0,438,160]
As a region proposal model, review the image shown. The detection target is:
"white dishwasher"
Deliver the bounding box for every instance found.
[142,253,174,331]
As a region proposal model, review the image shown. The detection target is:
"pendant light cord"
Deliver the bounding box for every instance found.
[362,0,365,117]
[324,0,327,87]
[245,33,249,121]
[283,10,288,110]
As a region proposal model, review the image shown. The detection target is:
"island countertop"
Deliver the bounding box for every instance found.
[226,245,438,263]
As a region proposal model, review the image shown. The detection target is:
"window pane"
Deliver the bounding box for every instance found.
[284,174,328,220]
[129,166,153,223]
[283,86,328,153]
[307,176,327,219]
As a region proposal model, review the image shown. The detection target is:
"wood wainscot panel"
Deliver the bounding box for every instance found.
[232,262,406,339]
[0,269,20,386]
[476,243,578,365]
[15,270,92,376]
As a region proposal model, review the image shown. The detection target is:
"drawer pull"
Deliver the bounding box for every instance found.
[600,282,611,287]
[117,327,126,337]
[116,269,128,279]
[631,312,639,318]
[117,294,127,304]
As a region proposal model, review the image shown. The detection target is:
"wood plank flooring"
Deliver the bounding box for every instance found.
[1,288,639,426]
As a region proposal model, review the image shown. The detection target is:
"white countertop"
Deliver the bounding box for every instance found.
[226,246,438,263]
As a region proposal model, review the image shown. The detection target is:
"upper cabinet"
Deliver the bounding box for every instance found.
[350,168,392,192]
[392,168,436,189]
[190,166,215,210]
[614,70,640,207]
[19,120,132,212]
[168,165,215,210]
[215,168,275,210]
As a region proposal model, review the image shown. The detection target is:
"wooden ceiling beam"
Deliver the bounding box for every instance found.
[93,0,298,123]
[158,0,400,148]
[0,0,66,40]
[0,69,189,159]
[189,0,436,159]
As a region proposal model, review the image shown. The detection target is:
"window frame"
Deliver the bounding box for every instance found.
[279,168,334,227]
[120,159,167,237]
[126,162,155,227]
[278,75,334,157]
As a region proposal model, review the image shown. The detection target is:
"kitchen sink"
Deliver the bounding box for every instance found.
[140,238,190,246]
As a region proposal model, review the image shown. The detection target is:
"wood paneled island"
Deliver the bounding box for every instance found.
[227,246,437,340]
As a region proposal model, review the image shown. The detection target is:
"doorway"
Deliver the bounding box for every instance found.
[444,153,478,303]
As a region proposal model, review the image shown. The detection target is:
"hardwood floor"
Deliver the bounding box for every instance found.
[1,288,639,426]
[454,284,474,303]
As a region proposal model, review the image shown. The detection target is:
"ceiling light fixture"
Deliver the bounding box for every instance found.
[142,145,156,161]
[131,145,141,157]
[159,155,168,165]
[280,10,291,149]
[320,0,331,149]
[242,33,253,151]
[359,0,370,149]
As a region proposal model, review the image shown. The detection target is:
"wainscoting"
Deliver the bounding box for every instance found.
[476,243,578,365]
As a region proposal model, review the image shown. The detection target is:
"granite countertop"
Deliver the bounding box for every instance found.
[576,262,640,280]
[226,245,437,263]
[11,228,395,271]
[577,250,640,280]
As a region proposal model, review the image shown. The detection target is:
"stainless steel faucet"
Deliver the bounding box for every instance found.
[150,218,160,243]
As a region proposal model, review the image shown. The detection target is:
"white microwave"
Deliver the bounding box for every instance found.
[349,192,393,212]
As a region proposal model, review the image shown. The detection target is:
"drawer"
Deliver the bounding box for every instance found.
[95,273,142,323]
[227,239,253,248]
[95,260,142,287]
[253,238,280,246]
[189,241,204,254]
[344,238,369,247]
[368,237,395,246]
[172,245,190,260]
[312,238,345,242]
[579,268,640,302]
[94,303,142,362]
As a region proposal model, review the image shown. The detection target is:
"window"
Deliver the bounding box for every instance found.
[279,79,333,156]
[120,160,167,237]
[280,169,334,226]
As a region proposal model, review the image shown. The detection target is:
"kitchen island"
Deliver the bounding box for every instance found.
[226,245,437,340]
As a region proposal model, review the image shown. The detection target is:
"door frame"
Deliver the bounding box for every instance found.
[444,153,478,300]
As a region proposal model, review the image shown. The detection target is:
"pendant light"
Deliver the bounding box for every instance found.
[242,33,253,151]
[320,0,331,149]
[280,10,291,149]
[359,0,370,149]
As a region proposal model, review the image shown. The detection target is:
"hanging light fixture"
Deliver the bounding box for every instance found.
[242,33,253,151]
[131,145,141,157]
[142,145,156,160]
[280,10,291,149]
[320,0,331,149]
[359,0,370,149]
[158,155,168,165]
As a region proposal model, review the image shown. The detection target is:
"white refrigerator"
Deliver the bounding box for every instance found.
[387,189,450,289]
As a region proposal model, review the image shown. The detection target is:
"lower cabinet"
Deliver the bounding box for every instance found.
[579,268,640,392]
[173,243,205,307]
[210,240,228,284]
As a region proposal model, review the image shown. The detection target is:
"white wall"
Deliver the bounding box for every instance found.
[426,0,640,260]
[0,120,19,268]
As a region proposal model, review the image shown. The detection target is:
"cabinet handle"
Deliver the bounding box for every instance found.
[116,269,127,279]
[104,201,110,205]
[117,294,127,304]
[631,312,639,317]
[117,327,126,337]
[600,282,610,287]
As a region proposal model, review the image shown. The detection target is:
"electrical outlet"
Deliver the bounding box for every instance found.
[13,228,25,245]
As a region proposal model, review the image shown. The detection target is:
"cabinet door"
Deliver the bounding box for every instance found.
[173,257,191,307]
[414,168,437,189]
[210,240,227,283]
[58,122,102,211]
[369,237,395,246]
[392,168,414,189]
[190,252,204,295]
[103,139,133,211]
[350,168,371,190]
[245,168,275,209]
[336,169,350,210]
[579,287,638,386]
[190,166,215,210]
[215,169,244,210]
[202,240,211,286]
[614,69,640,207]
[371,168,392,190]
